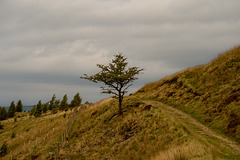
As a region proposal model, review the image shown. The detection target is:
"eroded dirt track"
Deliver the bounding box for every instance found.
[144,100,240,155]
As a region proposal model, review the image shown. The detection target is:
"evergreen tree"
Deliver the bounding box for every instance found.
[16,100,23,112]
[49,94,56,110]
[60,94,68,110]
[55,99,60,108]
[34,100,42,117]
[70,92,82,108]
[8,101,15,118]
[0,107,7,120]
[30,106,36,116]
[42,102,49,113]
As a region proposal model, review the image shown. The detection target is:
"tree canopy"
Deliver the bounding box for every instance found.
[81,53,143,115]
[60,94,68,110]
[8,101,15,118]
[16,100,23,112]
[70,92,82,108]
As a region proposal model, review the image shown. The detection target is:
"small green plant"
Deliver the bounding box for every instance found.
[63,113,66,118]
[11,132,16,138]
[0,142,7,157]
[14,117,17,122]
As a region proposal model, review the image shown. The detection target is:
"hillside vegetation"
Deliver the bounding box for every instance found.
[0,110,74,159]
[135,45,240,143]
[59,46,240,159]
[60,96,239,159]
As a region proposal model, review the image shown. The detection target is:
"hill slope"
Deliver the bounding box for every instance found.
[0,110,74,159]
[135,45,240,143]
[59,46,240,159]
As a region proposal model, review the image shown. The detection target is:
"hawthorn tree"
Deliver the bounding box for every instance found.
[81,54,143,116]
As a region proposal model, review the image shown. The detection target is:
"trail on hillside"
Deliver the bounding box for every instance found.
[144,100,240,155]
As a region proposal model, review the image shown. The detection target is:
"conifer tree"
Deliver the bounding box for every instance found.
[60,94,68,110]
[34,100,42,117]
[70,92,82,108]
[30,106,36,116]
[8,101,16,118]
[49,94,56,110]
[42,102,48,113]
[55,99,60,108]
[0,107,7,120]
[16,100,23,112]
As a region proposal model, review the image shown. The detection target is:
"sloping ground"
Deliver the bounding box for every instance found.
[135,45,240,143]
[0,110,74,159]
[146,101,240,157]
[60,97,239,159]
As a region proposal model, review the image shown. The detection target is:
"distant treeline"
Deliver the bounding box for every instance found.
[0,93,82,121]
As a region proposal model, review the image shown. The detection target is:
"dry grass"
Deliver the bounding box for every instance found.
[134,45,240,143]
[0,109,74,159]
[59,97,232,159]
[152,139,220,160]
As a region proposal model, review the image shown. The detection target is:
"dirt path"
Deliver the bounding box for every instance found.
[144,100,240,155]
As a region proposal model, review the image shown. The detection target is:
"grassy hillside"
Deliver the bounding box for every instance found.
[0,110,74,159]
[60,97,239,159]
[134,45,240,143]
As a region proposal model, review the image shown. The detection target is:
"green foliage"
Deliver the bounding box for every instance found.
[16,100,23,112]
[81,54,143,115]
[70,92,82,108]
[60,94,68,110]
[55,99,60,109]
[42,102,49,113]
[34,100,42,117]
[14,117,17,122]
[0,142,7,157]
[49,94,56,110]
[0,107,7,120]
[30,106,36,116]
[8,101,15,118]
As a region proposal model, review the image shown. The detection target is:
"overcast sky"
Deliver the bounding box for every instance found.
[0,0,239,106]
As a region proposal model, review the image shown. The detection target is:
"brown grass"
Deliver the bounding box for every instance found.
[0,110,74,159]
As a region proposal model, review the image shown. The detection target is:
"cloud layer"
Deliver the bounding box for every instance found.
[0,0,240,106]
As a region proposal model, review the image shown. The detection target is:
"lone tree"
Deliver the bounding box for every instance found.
[81,54,143,116]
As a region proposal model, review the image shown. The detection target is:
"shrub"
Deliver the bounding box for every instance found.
[11,132,16,138]
[14,117,17,122]
[0,142,7,157]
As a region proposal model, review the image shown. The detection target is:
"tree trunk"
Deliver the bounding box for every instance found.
[118,92,123,116]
